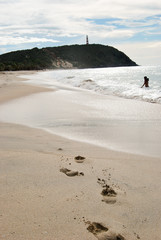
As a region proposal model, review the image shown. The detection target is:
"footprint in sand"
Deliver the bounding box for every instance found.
[74,155,85,163]
[60,167,84,177]
[97,178,117,204]
[57,148,63,151]
[86,222,125,240]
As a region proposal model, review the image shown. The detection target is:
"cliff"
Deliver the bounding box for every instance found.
[0,44,138,71]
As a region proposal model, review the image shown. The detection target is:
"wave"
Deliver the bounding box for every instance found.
[63,77,161,104]
[24,66,161,104]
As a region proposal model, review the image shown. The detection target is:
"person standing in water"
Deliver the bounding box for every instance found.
[141,76,149,88]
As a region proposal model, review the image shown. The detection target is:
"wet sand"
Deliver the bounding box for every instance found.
[0,85,161,158]
[0,71,161,240]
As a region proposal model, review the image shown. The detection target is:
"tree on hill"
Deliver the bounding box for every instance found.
[0,44,137,71]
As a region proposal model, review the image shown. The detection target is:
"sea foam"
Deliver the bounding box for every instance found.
[24,66,161,104]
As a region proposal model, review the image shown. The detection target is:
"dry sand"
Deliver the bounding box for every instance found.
[0,71,161,240]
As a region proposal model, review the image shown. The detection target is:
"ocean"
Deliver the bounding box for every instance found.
[26,65,161,104]
[0,66,161,158]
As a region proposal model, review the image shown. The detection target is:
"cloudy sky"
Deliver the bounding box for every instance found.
[0,0,161,65]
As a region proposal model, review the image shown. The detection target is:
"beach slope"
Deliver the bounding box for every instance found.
[0,71,161,240]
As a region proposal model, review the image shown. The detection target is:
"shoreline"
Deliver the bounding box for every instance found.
[1,71,161,158]
[0,71,161,240]
[0,71,53,104]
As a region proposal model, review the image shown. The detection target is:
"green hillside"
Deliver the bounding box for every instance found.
[0,44,137,71]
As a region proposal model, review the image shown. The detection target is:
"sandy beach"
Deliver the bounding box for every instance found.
[0,71,161,240]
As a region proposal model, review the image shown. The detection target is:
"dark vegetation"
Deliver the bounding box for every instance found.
[0,44,137,71]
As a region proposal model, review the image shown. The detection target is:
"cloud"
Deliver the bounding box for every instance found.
[0,47,7,54]
[0,36,59,45]
[1,0,161,24]
[115,41,161,66]
[148,41,161,48]
[0,0,160,65]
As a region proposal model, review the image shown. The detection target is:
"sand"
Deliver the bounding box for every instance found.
[0,71,161,240]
